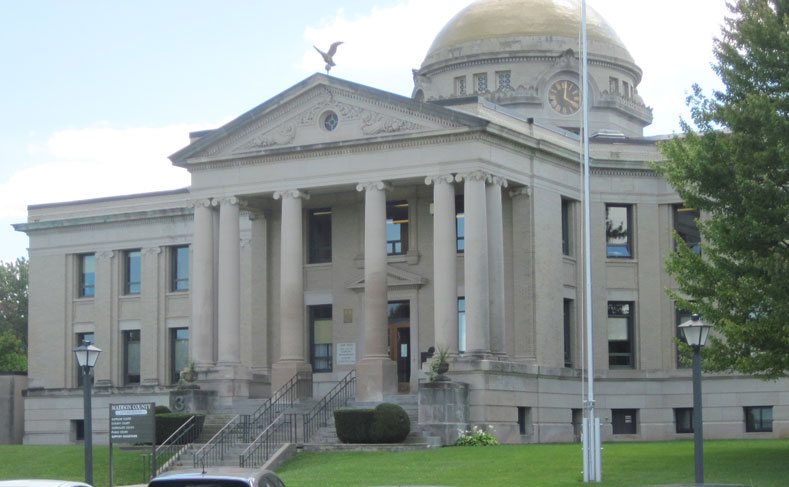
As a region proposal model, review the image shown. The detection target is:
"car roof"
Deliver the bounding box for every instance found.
[149,468,283,486]
[0,480,92,487]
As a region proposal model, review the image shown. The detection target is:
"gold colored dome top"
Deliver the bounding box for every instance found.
[422,0,632,68]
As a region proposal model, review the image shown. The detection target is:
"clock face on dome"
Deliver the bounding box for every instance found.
[548,80,581,115]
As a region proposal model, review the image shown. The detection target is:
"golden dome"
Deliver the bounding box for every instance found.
[422,0,632,68]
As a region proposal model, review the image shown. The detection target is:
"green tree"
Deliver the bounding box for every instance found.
[0,257,28,346]
[0,330,27,372]
[656,0,789,379]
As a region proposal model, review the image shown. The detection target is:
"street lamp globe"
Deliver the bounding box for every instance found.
[678,313,712,348]
[74,341,102,369]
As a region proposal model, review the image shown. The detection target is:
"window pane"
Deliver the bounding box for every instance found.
[562,199,571,256]
[386,201,408,255]
[126,250,141,294]
[458,298,466,353]
[606,205,631,257]
[125,330,141,384]
[608,302,634,367]
[674,408,693,433]
[456,196,465,253]
[81,254,96,297]
[310,305,332,372]
[173,246,189,291]
[308,209,332,264]
[674,205,701,255]
[172,328,189,383]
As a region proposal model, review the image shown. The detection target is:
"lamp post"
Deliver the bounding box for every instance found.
[678,314,711,485]
[74,341,102,486]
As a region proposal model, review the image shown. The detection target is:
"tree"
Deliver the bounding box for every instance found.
[0,257,28,345]
[656,0,789,379]
[0,331,26,372]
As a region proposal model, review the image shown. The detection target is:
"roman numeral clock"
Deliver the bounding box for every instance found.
[548,79,581,115]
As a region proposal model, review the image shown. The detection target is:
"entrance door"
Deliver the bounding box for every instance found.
[387,300,410,393]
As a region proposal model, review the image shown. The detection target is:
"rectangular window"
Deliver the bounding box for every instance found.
[171,246,189,292]
[676,307,694,368]
[563,299,573,367]
[76,332,95,387]
[386,201,409,255]
[612,409,638,434]
[606,204,633,258]
[745,406,773,432]
[517,406,531,435]
[496,70,511,90]
[622,81,630,98]
[72,419,85,441]
[310,305,333,373]
[308,208,332,264]
[675,407,694,433]
[124,250,141,295]
[458,297,466,354]
[170,328,189,384]
[609,77,619,94]
[454,76,466,96]
[673,205,701,255]
[608,302,634,367]
[473,73,488,93]
[562,199,572,256]
[79,254,96,298]
[456,195,465,253]
[123,330,141,385]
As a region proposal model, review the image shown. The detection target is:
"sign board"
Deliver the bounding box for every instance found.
[109,402,155,443]
[336,342,356,365]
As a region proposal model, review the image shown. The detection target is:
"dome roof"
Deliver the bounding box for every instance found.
[421,0,633,69]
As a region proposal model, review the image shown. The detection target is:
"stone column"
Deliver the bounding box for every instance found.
[355,181,397,401]
[216,197,241,366]
[426,175,458,354]
[510,187,535,361]
[271,190,312,394]
[487,175,507,356]
[456,171,490,356]
[190,199,215,368]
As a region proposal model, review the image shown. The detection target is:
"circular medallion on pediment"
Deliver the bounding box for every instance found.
[321,111,339,131]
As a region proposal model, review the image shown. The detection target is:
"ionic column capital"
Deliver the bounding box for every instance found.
[142,247,162,256]
[509,186,531,198]
[487,175,508,188]
[455,170,489,183]
[356,181,391,193]
[425,174,455,186]
[212,196,242,207]
[273,189,310,201]
[96,250,114,260]
[188,198,214,209]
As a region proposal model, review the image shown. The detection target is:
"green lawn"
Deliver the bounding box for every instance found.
[1,440,787,487]
[277,439,789,487]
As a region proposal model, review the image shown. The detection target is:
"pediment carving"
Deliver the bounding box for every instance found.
[347,265,429,290]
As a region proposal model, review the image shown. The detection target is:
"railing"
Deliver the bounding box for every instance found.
[192,372,311,468]
[301,369,356,442]
[142,415,201,481]
[238,413,297,468]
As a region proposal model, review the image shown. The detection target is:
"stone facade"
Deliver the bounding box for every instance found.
[15,0,789,445]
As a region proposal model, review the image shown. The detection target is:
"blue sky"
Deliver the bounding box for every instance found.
[0,0,728,263]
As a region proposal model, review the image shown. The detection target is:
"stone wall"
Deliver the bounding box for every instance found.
[0,373,28,444]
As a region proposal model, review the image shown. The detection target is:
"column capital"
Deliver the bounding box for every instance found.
[455,170,489,183]
[188,198,214,209]
[509,186,531,198]
[425,174,455,186]
[486,174,508,188]
[96,250,114,260]
[273,189,310,201]
[212,196,244,207]
[142,246,161,256]
[356,181,391,193]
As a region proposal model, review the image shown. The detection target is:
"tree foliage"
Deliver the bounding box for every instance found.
[0,257,28,372]
[656,0,789,379]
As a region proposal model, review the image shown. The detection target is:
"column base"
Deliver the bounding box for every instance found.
[355,357,397,402]
[196,364,251,406]
[271,361,313,400]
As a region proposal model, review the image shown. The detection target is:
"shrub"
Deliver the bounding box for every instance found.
[370,403,410,443]
[455,425,499,446]
[155,413,204,445]
[155,404,172,414]
[334,409,375,443]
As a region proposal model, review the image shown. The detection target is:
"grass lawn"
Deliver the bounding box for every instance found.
[277,439,789,487]
[0,445,150,487]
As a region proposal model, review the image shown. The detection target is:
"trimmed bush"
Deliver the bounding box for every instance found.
[334,409,375,443]
[334,403,410,444]
[155,404,172,414]
[370,403,410,443]
[155,413,204,445]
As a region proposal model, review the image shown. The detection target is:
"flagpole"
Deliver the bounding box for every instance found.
[581,0,602,482]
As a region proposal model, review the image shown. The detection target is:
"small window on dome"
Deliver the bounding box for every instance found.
[609,77,619,94]
[474,73,488,93]
[496,71,511,90]
[414,89,424,102]
[321,111,339,131]
[454,76,466,96]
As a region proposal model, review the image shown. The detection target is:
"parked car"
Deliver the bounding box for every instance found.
[0,481,92,487]
[147,468,285,487]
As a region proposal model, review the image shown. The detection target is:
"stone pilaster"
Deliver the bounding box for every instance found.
[486,175,507,356]
[141,246,161,385]
[215,197,241,366]
[355,181,397,401]
[190,199,215,368]
[456,171,490,356]
[426,175,458,354]
[509,187,535,361]
[93,250,114,386]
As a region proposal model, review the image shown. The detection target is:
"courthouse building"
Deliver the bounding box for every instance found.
[16,0,788,444]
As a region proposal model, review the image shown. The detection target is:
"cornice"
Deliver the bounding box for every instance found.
[15,207,194,233]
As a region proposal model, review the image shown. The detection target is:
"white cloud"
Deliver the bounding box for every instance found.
[0,123,209,220]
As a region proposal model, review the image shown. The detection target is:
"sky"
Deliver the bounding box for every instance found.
[0,0,730,263]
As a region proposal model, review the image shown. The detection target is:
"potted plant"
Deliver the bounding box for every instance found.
[429,346,450,381]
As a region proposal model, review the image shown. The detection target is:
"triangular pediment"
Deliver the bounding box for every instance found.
[170,74,486,165]
[347,265,429,290]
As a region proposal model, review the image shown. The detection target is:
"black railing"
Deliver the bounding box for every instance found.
[301,369,355,442]
[238,413,297,468]
[142,415,201,481]
[193,372,311,468]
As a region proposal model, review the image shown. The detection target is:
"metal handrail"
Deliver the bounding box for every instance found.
[142,415,200,481]
[245,372,311,442]
[302,369,356,442]
[192,414,240,468]
[238,413,297,468]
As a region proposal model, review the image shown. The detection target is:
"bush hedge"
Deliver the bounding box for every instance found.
[155,412,204,445]
[334,403,410,443]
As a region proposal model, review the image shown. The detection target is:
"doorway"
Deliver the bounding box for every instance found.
[387,300,410,393]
